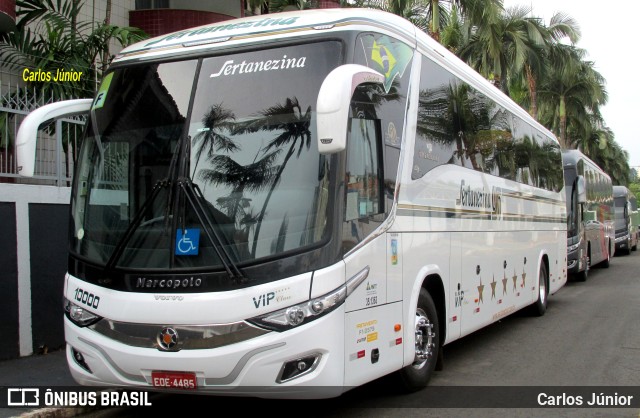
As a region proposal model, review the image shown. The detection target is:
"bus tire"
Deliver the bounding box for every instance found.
[530,262,548,316]
[576,251,589,282]
[602,242,611,268]
[397,288,439,392]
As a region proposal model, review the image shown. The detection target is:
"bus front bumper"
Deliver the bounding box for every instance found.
[64,307,347,399]
[566,243,585,275]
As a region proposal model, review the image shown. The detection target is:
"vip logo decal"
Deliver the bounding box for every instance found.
[253,292,275,308]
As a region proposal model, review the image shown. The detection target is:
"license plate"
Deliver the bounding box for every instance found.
[151,371,197,390]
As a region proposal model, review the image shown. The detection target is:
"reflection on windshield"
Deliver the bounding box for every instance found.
[190,42,341,263]
[71,41,342,271]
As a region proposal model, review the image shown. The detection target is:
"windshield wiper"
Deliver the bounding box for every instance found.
[173,129,246,284]
[177,176,246,283]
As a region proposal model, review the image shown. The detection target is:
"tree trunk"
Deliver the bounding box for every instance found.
[559,95,567,149]
[430,0,440,42]
[102,0,112,75]
[525,64,537,120]
[250,143,295,257]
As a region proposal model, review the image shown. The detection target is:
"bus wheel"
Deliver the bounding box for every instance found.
[397,288,439,391]
[602,243,611,268]
[576,253,589,282]
[530,262,548,316]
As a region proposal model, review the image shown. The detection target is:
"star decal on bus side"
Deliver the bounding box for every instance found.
[502,272,508,295]
[512,270,518,291]
[490,275,497,300]
[477,278,484,304]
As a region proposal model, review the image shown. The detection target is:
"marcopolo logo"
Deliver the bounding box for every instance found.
[136,276,203,289]
[210,55,307,78]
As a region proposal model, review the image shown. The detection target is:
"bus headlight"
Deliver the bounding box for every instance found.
[248,266,369,332]
[615,234,629,243]
[567,242,580,252]
[64,298,102,327]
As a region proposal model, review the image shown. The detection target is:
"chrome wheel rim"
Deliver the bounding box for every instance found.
[412,308,435,369]
[539,269,547,305]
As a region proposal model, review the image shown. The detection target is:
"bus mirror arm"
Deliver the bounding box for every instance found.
[16,99,93,177]
[316,64,384,154]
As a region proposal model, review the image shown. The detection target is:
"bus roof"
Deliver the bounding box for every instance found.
[561,149,611,179]
[115,8,417,62]
[613,185,631,198]
[112,8,558,147]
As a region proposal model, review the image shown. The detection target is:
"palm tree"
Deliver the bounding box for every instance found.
[198,151,281,259]
[505,11,580,120]
[352,0,430,32]
[268,0,313,12]
[537,43,607,148]
[592,139,630,186]
[234,97,312,256]
[0,0,147,98]
[565,110,608,155]
[524,12,579,120]
[458,6,545,96]
[440,4,464,52]
[191,104,240,179]
[355,0,502,43]
[0,0,147,181]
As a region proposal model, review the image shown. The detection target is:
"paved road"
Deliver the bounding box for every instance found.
[13,249,640,417]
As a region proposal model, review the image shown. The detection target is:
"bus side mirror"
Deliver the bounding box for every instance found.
[16,99,93,177]
[316,64,384,154]
[576,175,587,204]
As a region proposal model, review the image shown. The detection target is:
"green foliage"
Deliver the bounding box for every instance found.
[0,0,149,99]
[630,180,640,203]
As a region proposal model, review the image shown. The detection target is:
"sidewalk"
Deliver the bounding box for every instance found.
[0,348,88,418]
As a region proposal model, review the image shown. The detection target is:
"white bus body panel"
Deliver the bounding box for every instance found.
[395,164,566,345]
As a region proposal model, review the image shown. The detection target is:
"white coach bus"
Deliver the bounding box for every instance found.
[562,149,614,280]
[17,9,566,397]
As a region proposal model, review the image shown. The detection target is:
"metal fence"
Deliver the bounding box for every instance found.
[1,68,87,186]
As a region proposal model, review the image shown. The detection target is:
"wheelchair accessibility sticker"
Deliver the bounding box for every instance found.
[176,228,200,256]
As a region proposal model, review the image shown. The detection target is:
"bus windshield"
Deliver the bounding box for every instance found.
[563,167,577,235]
[71,41,342,270]
[614,196,627,227]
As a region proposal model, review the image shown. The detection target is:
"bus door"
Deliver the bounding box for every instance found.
[342,117,403,386]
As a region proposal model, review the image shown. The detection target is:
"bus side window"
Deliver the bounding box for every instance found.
[345,118,384,222]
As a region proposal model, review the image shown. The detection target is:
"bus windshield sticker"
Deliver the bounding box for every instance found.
[145,16,301,48]
[91,72,114,110]
[366,36,412,93]
[210,55,307,78]
[175,228,200,256]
